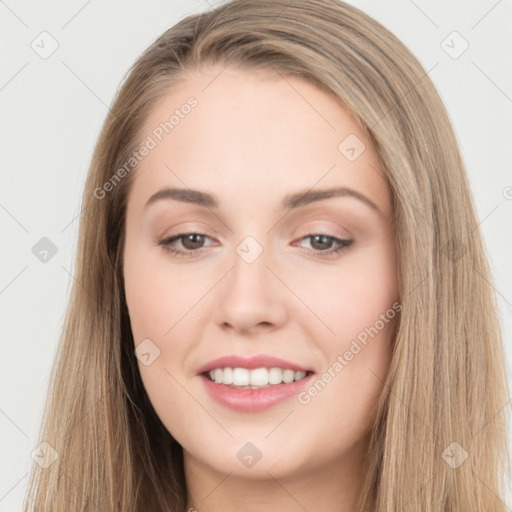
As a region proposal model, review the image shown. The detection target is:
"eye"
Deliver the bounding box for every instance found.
[157,232,353,259]
[157,233,215,257]
[293,234,353,259]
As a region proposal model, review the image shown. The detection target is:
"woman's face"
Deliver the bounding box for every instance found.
[123,65,399,482]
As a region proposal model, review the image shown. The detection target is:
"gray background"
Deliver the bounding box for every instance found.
[1,0,511,510]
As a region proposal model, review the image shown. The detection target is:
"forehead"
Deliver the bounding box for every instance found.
[127,65,391,217]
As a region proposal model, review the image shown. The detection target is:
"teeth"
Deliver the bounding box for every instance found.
[207,367,309,388]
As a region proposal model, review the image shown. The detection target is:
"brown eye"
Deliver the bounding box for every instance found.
[294,234,353,259]
[309,234,335,251]
[158,232,215,256]
[180,233,207,250]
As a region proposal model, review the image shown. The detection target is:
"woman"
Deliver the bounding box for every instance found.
[24,0,510,510]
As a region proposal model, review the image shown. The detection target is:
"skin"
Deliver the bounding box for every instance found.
[123,64,399,512]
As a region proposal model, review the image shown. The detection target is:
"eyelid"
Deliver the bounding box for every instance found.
[159,232,218,248]
[294,219,352,238]
[157,230,353,261]
[159,217,350,243]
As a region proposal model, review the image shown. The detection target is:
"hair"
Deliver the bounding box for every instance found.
[23,0,510,510]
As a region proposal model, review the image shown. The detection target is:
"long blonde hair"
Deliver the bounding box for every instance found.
[24,0,510,510]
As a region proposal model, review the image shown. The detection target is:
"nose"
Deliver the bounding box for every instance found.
[213,244,288,335]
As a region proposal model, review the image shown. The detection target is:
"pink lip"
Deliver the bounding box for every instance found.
[196,354,313,375]
[199,373,315,413]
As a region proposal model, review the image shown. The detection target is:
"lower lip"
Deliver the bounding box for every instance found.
[199,373,315,412]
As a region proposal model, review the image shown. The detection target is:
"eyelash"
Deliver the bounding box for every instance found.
[157,232,353,259]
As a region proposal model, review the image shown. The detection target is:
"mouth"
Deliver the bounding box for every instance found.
[199,368,316,412]
[196,354,316,411]
[202,367,315,389]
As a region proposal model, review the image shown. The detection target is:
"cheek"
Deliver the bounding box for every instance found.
[303,242,398,342]
[123,244,202,342]
[123,245,199,434]
[298,241,398,413]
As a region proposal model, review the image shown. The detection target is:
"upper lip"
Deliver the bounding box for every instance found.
[196,354,314,375]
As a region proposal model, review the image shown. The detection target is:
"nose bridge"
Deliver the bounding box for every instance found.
[228,234,273,303]
[214,233,287,331]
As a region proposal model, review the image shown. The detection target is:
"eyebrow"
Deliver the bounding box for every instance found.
[143,186,384,217]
